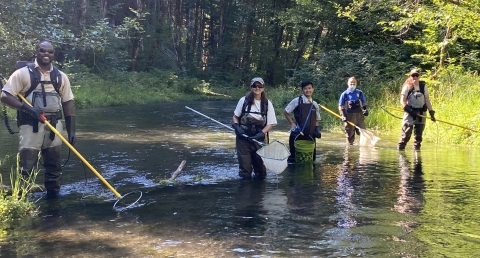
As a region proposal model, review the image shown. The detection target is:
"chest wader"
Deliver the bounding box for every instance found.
[398,82,427,150]
[18,89,64,196]
[236,102,268,179]
[288,98,317,163]
[343,92,367,144]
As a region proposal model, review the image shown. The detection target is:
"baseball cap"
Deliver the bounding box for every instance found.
[250,77,264,86]
[409,68,420,75]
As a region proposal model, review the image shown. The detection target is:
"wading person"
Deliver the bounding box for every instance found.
[0,40,76,198]
[397,69,435,151]
[232,77,277,179]
[338,77,369,145]
[284,81,321,163]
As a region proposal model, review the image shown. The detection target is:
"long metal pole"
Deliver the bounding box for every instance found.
[185,106,234,131]
[18,94,122,198]
[185,106,265,146]
[383,105,480,133]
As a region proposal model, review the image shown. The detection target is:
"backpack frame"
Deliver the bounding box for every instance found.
[15,61,62,97]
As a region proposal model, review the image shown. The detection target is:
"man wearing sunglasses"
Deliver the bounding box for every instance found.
[1,40,76,198]
[397,68,436,151]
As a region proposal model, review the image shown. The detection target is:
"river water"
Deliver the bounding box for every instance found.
[1,101,480,257]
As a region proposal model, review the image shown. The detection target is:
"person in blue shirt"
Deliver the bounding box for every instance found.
[338,77,368,145]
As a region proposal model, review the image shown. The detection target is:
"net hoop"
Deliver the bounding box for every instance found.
[256,140,291,175]
[113,190,143,211]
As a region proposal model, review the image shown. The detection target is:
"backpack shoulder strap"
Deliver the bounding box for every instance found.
[50,66,62,93]
[419,81,425,94]
[240,99,248,118]
[23,63,41,98]
[262,100,268,125]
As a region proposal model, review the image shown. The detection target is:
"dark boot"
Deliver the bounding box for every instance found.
[398,124,413,150]
[42,146,63,196]
[412,124,425,151]
[346,129,355,145]
[19,149,41,177]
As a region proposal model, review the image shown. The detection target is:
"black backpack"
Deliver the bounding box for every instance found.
[15,61,62,97]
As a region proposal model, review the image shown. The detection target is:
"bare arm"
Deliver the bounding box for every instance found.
[424,94,433,111]
[400,93,407,107]
[284,110,296,131]
[0,91,23,109]
[232,115,239,124]
[262,124,273,134]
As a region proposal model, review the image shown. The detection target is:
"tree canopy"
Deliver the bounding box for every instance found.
[1,0,479,89]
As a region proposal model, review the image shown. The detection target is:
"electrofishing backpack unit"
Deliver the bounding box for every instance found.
[407,81,427,111]
[1,61,63,134]
[239,98,269,141]
[15,61,62,97]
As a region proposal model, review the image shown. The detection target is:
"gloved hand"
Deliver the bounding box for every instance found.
[403,105,418,117]
[21,103,44,122]
[232,123,245,137]
[341,109,348,122]
[429,110,436,122]
[65,115,76,145]
[249,131,265,142]
[362,105,369,116]
[313,126,321,139]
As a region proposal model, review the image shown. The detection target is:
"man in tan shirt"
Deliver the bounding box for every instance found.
[1,41,76,198]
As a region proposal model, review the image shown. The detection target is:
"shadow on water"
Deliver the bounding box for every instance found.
[1,101,480,257]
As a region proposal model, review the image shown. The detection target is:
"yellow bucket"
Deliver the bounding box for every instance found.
[294,136,315,163]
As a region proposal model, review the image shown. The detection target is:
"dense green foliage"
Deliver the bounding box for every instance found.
[0,155,39,227]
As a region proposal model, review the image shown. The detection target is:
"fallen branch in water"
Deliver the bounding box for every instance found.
[170,160,186,180]
[204,91,231,98]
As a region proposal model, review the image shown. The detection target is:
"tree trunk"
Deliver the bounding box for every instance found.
[289,30,310,77]
[242,0,258,76]
[266,25,284,83]
[310,26,323,57]
[173,0,186,73]
[129,0,146,71]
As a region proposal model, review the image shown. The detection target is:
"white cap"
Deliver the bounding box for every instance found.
[250,77,264,86]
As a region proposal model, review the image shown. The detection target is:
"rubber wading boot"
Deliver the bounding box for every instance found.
[19,148,41,177]
[42,146,63,196]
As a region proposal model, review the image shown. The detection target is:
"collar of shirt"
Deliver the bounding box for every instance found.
[302,95,313,103]
[34,59,53,72]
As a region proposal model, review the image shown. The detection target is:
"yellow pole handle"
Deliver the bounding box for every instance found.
[383,105,480,133]
[319,104,357,128]
[18,94,122,198]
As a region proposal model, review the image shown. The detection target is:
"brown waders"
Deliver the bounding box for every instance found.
[344,112,366,145]
[236,136,266,179]
[398,112,426,151]
[288,102,317,163]
[18,120,64,196]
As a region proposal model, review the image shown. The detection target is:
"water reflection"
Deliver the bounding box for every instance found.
[334,147,359,228]
[395,152,425,214]
[285,163,316,217]
[2,102,480,257]
[233,180,266,228]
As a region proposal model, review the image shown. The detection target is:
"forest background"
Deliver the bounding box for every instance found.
[1,0,480,146]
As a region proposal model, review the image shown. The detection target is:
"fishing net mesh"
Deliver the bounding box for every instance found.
[256,140,291,175]
[358,128,381,147]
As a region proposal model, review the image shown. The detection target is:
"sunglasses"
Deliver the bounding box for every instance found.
[38,48,55,54]
[251,84,264,89]
[411,73,420,77]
